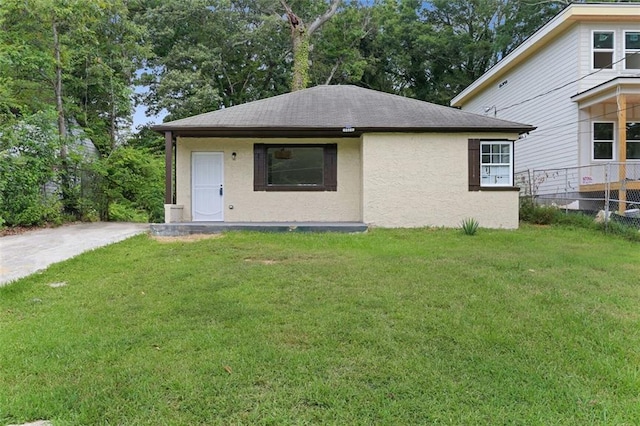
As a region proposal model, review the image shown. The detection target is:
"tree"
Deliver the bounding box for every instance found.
[0,0,151,221]
[308,1,374,86]
[279,0,341,91]
[137,0,290,121]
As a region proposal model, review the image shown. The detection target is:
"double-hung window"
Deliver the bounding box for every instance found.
[480,141,513,187]
[593,31,614,69]
[625,31,640,70]
[627,122,640,160]
[593,122,614,160]
[468,139,514,191]
[254,144,337,191]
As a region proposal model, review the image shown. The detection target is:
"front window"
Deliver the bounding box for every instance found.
[593,31,614,69]
[267,146,324,186]
[253,144,337,191]
[627,122,640,160]
[593,122,614,160]
[480,141,513,187]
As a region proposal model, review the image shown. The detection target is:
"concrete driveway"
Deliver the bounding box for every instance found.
[0,222,148,286]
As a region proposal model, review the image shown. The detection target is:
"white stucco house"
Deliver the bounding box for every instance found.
[151,85,533,234]
[451,2,640,213]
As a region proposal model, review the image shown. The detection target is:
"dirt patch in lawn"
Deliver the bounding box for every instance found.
[244,258,279,265]
[152,234,225,243]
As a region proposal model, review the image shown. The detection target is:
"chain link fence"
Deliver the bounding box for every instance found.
[516,163,640,227]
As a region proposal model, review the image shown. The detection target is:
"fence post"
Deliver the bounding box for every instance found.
[605,163,610,230]
[564,168,568,214]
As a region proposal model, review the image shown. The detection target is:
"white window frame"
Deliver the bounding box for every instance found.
[592,121,615,162]
[624,30,640,70]
[626,122,640,161]
[592,30,615,70]
[480,141,513,187]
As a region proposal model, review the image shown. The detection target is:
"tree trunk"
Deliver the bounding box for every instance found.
[291,28,310,92]
[281,0,341,92]
[53,20,74,214]
[52,21,67,149]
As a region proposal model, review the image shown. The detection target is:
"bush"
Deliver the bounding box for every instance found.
[108,202,149,223]
[520,198,640,242]
[0,110,61,227]
[519,199,560,225]
[95,147,164,223]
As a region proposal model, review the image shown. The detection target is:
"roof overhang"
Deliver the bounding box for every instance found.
[451,3,640,108]
[571,77,640,108]
[152,125,535,139]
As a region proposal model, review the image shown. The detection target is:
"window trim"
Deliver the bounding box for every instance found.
[468,139,518,191]
[592,30,615,70]
[624,30,640,70]
[626,122,640,161]
[592,121,615,161]
[254,143,337,191]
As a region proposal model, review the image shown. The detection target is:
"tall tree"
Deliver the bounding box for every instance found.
[1,0,150,216]
[279,0,341,91]
[137,0,290,120]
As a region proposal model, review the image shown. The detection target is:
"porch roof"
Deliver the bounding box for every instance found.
[571,77,640,108]
[152,85,534,137]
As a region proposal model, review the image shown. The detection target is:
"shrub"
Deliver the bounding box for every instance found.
[108,202,149,223]
[519,201,560,225]
[95,147,164,222]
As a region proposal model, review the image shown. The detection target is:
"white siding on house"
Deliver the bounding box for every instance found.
[461,26,580,174]
[576,23,640,92]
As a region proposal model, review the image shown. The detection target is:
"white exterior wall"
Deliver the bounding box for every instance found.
[460,26,580,174]
[176,137,362,222]
[576,22,640,92]
[361,133,521,229]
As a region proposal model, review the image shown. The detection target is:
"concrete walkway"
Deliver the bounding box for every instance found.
[0,222,148,286]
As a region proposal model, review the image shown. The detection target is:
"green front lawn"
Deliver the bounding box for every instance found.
[1,226,639,424]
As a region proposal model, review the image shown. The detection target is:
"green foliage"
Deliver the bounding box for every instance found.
[0,109,62,227]
[137,0,289,120]
[108,202,150,223]
[96,147,164,223]
[601,218,640,242]
[460,217,479,235]
[519,198,560,225]
[519,198,640,242]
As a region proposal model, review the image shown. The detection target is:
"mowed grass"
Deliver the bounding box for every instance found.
[1,225,639,425]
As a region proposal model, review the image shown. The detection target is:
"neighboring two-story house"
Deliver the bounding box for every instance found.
[451,3,640,213]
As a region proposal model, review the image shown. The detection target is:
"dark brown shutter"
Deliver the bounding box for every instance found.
[254,144,266,191]
[324,144,337,191]
[468,139,481,191]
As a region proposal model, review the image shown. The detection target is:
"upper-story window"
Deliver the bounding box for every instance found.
[593,31,614,69]
[624,31,640,70]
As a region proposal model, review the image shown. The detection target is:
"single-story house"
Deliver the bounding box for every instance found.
[152,85,533,232]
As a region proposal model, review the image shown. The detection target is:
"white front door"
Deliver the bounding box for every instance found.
[192,152,224,221]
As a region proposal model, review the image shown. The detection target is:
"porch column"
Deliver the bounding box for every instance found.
[617,94,627,213]
[164,131,173,204]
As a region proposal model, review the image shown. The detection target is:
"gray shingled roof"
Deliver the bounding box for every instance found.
[152,85,533,135]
